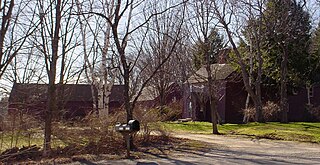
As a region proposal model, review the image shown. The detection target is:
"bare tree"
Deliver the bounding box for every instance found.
[210,0,266,122]
[75,0,99,114]
[4,45,46,84]
[0,0,37,80]
[34,0,82,155]
[38,0,62,155]
[239,0,266,122]
[82,1,187,150]
[97,1,115,124]
[187,0,221,134]
[75,0,118,126]
[53,1,83,121]
[88,0,187,124]
[138,0,190,111]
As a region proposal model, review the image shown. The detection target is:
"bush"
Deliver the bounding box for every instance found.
[307,104,320,121]
[160,102,183,121]
[242,107,255,123]
[133,107,162,142]
[263,101,281,121]
[243,101,281,122]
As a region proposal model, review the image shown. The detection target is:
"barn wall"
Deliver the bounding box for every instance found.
[288,85,320,121]
[225,81,247,123]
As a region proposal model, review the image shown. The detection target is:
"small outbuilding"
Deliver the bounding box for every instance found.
[183,64,247,123]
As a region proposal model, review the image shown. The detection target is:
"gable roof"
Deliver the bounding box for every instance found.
[136,86,158,102]
[187,64,235,84]
[9,83,125,104]
[136,82,181,102]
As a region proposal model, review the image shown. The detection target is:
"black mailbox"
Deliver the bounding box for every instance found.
[115,123,131,132]
[128,120,140,132]
[115,120,140,133]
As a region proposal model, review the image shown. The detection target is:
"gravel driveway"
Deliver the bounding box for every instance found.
[72,133,320,165]
[171,133,320,164]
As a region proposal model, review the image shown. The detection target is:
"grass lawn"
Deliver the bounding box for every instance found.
[0,131,67,152]
[163,121,320,143]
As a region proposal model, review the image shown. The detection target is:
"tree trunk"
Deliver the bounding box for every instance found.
[216,8,264,123]
[90,82,98,114]
[254,38,264,123]
[75,0,98,114]
[280,47,288,123]
[123,64,132,122]
[99,11,114,123]
[44,81,55,156]
[103,83,113,122]
[56,83,65,120]
[254,100,263,122]
[43,0,61,156]
[245,38,254,111]
[210,95,218,134]
[254,77,264,122]
[205,38,218,134]
[226,28,264,123]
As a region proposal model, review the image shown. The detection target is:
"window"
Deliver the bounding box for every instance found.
[308,86,314,97]
[307,85,314,105]
[172,96,177,102]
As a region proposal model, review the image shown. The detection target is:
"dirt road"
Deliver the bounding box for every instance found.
[171,133,320,164]
[72,133,320,165]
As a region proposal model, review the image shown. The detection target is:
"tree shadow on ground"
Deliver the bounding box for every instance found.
[172,145,320,165]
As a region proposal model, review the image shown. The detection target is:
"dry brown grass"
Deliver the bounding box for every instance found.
[0,107,186,164]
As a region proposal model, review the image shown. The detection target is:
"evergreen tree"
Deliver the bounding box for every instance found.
[192,29,224,69]
[262,0,311,87]
[262,0,311,123]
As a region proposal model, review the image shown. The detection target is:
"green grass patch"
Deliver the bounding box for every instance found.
[0,131,67,152]
[162,121,320,143]
[163,121,213,133]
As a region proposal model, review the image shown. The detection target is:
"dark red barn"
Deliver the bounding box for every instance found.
[8,83,124,119]
[183,63,320,123]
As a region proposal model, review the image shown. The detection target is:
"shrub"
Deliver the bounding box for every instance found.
[133,107,162,142]
[263,101,281,121]
[242,107,255,123]
[160,102,183,121]
[243,101,280,122]
[306,104,320,121]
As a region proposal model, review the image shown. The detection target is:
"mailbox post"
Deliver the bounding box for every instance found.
[115,120,140,158]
